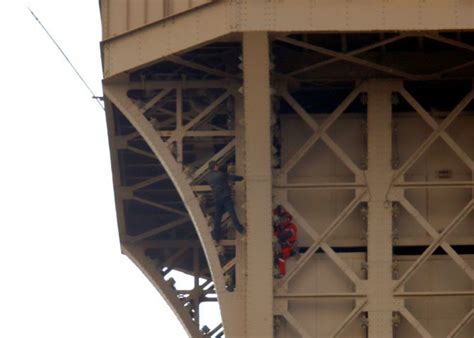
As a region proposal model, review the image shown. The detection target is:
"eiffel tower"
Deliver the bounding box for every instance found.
[100,1,474,337]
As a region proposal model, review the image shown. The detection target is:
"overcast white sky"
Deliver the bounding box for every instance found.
[0,1,214,337]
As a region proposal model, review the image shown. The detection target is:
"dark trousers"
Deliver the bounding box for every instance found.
[213,196,243,241]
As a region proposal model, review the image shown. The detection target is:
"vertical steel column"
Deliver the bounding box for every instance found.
[366,81,394,337]
[232,94,246,337]
[242,32,273,337]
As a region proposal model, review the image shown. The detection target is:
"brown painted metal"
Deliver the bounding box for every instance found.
[100,1,474,337]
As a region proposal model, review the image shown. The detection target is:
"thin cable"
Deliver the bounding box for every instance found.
[27,7,105,110]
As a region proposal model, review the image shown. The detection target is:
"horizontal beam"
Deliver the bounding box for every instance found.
[274,182,365,190]
[166,55,239,79]
[395,181,474,189]
[192,185,212,192]
[159,130,235,138]
[140,235,474,249]
[141,239,235,248]
[128,80,236,90]
[395,291,474,298]
[275,293,366,300]
[102,0,474,78]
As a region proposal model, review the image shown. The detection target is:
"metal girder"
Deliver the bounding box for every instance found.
[277,84,363,179]
[447,309,474,338]
[278,37,427,81]
[398,86,474,170]
[161,247,190,273]
[166,89,233,145]
[424,33,474,54]
[393,200,474,291]
[280,88,363,180]
[399,198,474,280]
[278,33,474,81]
[232,91,247,329]
[101,1,474,332]
[398,306,432,338]
[192,185,212,192]
[270,79,375,337]
[127,173,168,191]
[131,196,188,216]
[123,244,204,338]
[395,181,474,189]
[276,191,366,288]
[395,291,474,298]
[116,131,139,143]
[392,89,474,184]
[128,217,190,243]
[166,55,239,79]
[104,83,238,336]
[243,32,273,337]
[222,258,235,274]
[161,130,235,137]
[329,299,368,338]
[365,80,396,337]
[191,139,236,182]
[436,60,474,77]
[274,182,366,190]
[275,293,366,300]
[102,0,474,79]
[127,80,236,90]
[208,323,224,336]
[282,310,312,338]
[142,240,235,249]
[104,98,128,241]
[126,145,156,159]
[176,88,183,165]
[287,33,408,77]
[141,88,174,113]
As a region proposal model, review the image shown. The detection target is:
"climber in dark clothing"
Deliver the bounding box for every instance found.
[206,161,245,242]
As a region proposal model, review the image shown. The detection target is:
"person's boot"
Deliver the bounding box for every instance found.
[273,266,282,279]
[237,223,245,235]
[236,224,246,242]
[212,229,221,243]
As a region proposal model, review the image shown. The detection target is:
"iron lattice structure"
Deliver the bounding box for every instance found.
[100,1,474,337]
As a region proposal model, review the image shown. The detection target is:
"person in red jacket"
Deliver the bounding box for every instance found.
[273,207,298,277]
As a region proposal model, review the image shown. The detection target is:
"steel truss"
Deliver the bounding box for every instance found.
[105,76,244,336]
[273,80,369,337]
[101,0,474,79]
[272,77,474,337]
[101,8,474,334]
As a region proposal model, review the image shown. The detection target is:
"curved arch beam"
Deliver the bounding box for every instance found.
[123,244,204,337]
[105,84,236,335]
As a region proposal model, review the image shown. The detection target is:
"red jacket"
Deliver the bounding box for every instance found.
[274,217,297,248]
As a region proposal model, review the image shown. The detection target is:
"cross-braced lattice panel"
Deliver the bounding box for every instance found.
[105,40,245,336]
[390,81,474,338]
[273,80,369,337]
[109,103,227,336]
[273,32,474,82]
